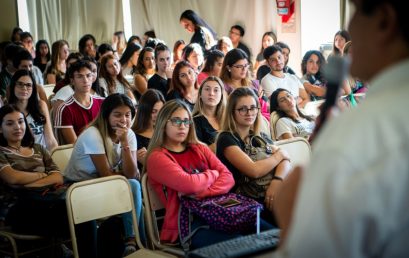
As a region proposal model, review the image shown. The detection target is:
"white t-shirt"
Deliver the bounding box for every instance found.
[261,73,304,99]
[51,85,74,103]
[63,126,137,181]
[275,117,315,139]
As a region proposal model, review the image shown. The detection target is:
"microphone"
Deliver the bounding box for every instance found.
[309,56,350,144]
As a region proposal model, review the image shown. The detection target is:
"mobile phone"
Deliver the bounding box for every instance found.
[213,198,241,208]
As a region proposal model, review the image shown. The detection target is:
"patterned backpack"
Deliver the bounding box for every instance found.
[178,193,262,250]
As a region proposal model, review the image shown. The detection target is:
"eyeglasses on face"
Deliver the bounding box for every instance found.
[231,63,249,70]
[15,81,33,89]
[235,106,260,116]
[168,117,192,127]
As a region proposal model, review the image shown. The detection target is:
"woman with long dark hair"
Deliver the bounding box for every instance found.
[33,40,51,73]
[132,89,165,170]
[180,9,216,51]
[8,70,57,150]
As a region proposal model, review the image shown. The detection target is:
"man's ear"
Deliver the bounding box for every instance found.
[377,3,400,44]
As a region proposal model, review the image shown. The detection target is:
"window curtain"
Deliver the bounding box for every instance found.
[129,0,277,62]
[340,0,354,30]
[27,0,124,51]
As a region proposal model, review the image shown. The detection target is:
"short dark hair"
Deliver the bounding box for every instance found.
[231,25,245,37]
[360,0,409,44]
[68,60,93,79]
[19,32,33,42]
[13,49,32,68]
[144,30,156,39]
[263,45,282,60]
[275,42,290,52]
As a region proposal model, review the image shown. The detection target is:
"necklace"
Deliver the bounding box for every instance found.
[7,145,22,153]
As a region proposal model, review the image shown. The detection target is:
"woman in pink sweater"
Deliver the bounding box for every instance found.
[145,99,236,248]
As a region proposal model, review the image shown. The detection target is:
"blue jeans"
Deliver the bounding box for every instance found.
[122,179,146,243]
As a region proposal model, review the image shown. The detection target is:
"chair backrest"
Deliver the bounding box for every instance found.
[66,176,150,258]
[270,111,281,140]
[51,144,74,171]
[142,174,165,249]
[275,137,312,167]
[43,84,55,99]
[66,176,175,258]
[142,175,183,257]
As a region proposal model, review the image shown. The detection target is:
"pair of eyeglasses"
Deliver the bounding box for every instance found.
[16,81,33,89]
[236,106,260,116]
[168,118,192,128]
[231,63,249,70]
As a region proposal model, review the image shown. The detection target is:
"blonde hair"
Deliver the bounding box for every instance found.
[219,87,261,137]
[192,76,226,122]
[144,99,201,172]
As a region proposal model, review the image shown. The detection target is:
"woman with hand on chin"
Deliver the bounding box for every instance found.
[63,94,144,256]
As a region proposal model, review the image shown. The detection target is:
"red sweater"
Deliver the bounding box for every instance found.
[146,143,234,243]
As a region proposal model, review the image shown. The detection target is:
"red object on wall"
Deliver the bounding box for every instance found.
[277,0,295,23]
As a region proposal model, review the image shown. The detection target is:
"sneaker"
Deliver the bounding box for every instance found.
[122,244,137,257]
[61,244,74,258]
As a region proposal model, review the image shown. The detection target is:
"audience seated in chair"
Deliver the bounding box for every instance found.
[145,100,241,249]
[147,44,173,98]
[0,104,96,257]
[53,60,104,144]
[269,88,315,141]
[63,93,145,256]
[7,69,58,151]
[132,89,165,172]
[260,45,310,108]
[192,76,226,152]
[216,87,291,224]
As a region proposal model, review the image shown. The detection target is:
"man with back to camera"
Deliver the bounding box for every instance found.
[272,0,409,257]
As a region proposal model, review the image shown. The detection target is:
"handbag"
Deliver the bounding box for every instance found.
[178,193,262,250]
[238,135,275,199]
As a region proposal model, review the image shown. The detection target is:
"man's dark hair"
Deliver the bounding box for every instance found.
[263,45,282,60]
[275,42,290,52]
[360,0,409,43]
[13,49,32,68]
[231,25,245,37]
[68,60,93,79]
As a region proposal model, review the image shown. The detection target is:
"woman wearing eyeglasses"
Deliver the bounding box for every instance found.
[8,70,58,151]
[145,99,236,248]
[216,87,291,223]
[270,88,315,140]
[220,49,270,121]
